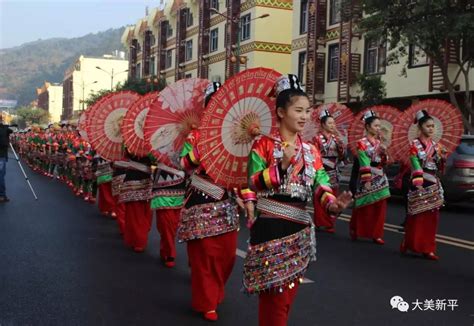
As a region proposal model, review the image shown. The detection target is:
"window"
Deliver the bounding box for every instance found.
[210,28,219,52]
[300,0,308,34]
[328,44,339,81]
[136,42,142,53]
[165,50,173,69]
[150,57,156,75]
[165,22,173,38]
[364,38,386,74]
[185,73,192,79]
[224,23,228,46]
[408,45,429,68]
[298,51,307,84]
[184,8,193,27]
[211,0,219,11]
[241,14,251,41]
[329,0,341,25]
[150,34,156,46]
[136,63,141,78]
[185,40,193,61]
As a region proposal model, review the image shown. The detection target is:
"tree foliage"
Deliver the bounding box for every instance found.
[0,27,126,106]
[84,76,168,107]
[13,106,50,128]
[356,73,387,107]
[357,0,474,130]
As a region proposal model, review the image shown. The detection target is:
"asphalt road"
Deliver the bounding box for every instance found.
[1,155,473,326]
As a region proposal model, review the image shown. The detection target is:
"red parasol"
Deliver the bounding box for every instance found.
[302,102,353,145]
[197,67,281,189]
[348,105,404,163]
[121,91,159,157]
[86,91,141,161]
[397,99,464,165]
[143,78,210,167]
[79,93,114,142]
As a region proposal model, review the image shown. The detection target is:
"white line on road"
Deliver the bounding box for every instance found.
[305,208,474,250]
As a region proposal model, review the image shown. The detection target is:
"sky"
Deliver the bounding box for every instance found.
[0,0,169,49]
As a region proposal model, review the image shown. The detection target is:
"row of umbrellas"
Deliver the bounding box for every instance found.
[303,100,463,166]
[78,67,464,190]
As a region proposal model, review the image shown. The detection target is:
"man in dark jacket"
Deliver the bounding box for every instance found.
[0,117,14,202]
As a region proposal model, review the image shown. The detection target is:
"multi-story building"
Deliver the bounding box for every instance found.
[36,82,63,123]
[121,0,294,85]
[122,0,473,112]
[293,0,474,108]
[62,55,128,120]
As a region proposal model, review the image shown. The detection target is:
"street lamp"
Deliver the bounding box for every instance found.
[95,66,129,90]
[209,8,269,73]
[80,81,97,111]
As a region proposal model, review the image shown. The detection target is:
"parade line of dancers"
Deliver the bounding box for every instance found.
[11,74,446,325]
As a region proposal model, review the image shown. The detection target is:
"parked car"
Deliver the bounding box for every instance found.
[388,135,474,202]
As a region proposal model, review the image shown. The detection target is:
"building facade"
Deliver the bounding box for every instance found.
[122,0,473,112]
[121,0,294,85]
[61,55,128,120]
[36,82,63,123]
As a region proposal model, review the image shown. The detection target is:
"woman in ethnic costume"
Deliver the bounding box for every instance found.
[179,82,240,322]
[150,160,186,268]
[95,158,116,217]
[116,150,153,252]
[400,110,445,260]
[243,75,352,326]
[349,110,390,245]
[313,109,346,233]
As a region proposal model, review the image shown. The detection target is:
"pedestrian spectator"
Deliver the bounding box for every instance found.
[0,117,14,202]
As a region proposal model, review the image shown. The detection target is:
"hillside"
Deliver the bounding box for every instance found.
[0,27,126,106]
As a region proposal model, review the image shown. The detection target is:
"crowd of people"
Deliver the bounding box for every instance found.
[4,74,447,325]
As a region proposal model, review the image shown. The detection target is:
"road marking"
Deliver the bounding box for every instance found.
[305,208,474,250]
[235,249,314,284]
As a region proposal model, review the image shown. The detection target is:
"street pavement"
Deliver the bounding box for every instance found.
[1,155,473,326]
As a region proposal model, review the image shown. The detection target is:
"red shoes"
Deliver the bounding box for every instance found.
[203,310,218,322]
[162,257,175,268]
[424,252,439,261]
[373,238,385,245]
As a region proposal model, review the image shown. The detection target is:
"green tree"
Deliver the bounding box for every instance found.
[84,76,168,107]
[356,73,387,107]
[14,106,50,128]
[357,0,474,131]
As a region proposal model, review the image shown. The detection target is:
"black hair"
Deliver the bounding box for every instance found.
[320,115,333,126]
[204,93,214,107]
[364,116,379,129]
[276,88,308,113]
[417,110,433,128]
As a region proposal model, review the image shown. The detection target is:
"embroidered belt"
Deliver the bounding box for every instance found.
[407,182,444,216]
[190,174,225,200]
[111,174,126,197]
[257,198,312,225]
[423,172,438,184]
[322,158,337,169]
[152,189,185,197]
[243,227,313,294]
[114,161,151,173]
[177,199,239,242]
[95,164,112,177]
[118,179,153,203]
[156,163,185,178]
[355,172,389,200]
